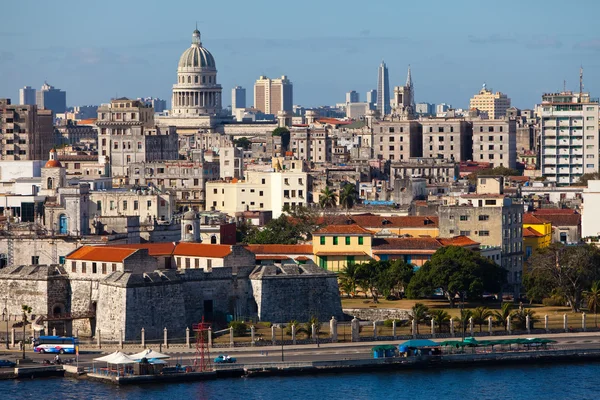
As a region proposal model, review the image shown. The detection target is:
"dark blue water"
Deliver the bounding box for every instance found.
[2,363,598,399]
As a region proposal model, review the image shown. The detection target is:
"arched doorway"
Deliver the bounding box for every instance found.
[58,214,68,234]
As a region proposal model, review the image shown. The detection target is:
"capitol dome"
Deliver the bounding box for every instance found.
[178,30,216,70]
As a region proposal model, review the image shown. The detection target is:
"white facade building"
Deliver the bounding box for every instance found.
[582,180,600,240]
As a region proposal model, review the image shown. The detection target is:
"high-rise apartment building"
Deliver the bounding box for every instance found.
[469,85,511,119]
[19,86,36,105]
[421,119,473,162]
[253,75,293,114]
[539,91,599,185]
[366,90,377,107]
[0,98,53,160]
[346,91,359,104]
[232,86,246,113]
[36,81,67,115]
[377,61,390,116]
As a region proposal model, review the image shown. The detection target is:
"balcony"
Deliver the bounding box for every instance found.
[543,167,556,174]
[543,157,557,165]
[543,149,557,156]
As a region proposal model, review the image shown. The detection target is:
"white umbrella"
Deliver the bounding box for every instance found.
[109,352,136,365]
[129,349,170,360]
[94,351,120,362]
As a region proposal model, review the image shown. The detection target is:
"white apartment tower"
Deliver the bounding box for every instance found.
[539,91,599,185]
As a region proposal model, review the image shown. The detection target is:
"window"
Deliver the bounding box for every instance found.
[71,261,76,273]
[485,200,497,205]
[319,256,327,269]
[345,236,351,245]
[102,263,107,274]
[459,231,471,236]
[91,262,97,273]
[112,263,117,272]
[479,215,489,221]
[320,236,325,245]
[347,256,355,266]
[123,200,128,210]
[459,215,469,221]
[134,201,139,210]
[358,236,364,245]
[207,259,212,271]
[195,259,200,268]
[333,236,338,245]
[185,258,191,268]
[110,201,115,210]
[147,200,152,208]
[82,262,87,273]
[479,231,490,236]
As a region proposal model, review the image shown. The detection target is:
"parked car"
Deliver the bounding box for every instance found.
[214,355,236,364]
[0,359,16,368]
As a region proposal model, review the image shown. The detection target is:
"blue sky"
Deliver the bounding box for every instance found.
[2,0,600,110]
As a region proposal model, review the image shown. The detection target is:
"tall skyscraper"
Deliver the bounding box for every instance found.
[346,90,359,103]
[19,86,36,105]
[377,61,390,116]
[254,75,293,114]
[232,86,246,111]
[469,84,511,119]
[366,89,377,107]
[36,82,66,115]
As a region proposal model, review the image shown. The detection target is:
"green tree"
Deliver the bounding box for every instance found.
[471,306,492,332]
[21,305,32,360]
[526,243,600,312]
[272,127,290,152]
[355,260,387,303]
[585,281,600,327]
[233,137,251,150]
[376,259,414,299]
[522,272,554,305]
[493,302,512,330]
[430,309,451,333]
[574,172,600,187]
[228,321,248,336]
[319,187,338,209]
[243,215,302,244]
[339,183,359,211]
[468,166,522,183]
[305,316,320,338]
[339,263,361,298]
[410,303,430,334]
[406,246,506,307]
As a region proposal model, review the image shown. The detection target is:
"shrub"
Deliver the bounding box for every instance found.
[228,321,248,337]
[383,319,404,328]
[257,321,272,328]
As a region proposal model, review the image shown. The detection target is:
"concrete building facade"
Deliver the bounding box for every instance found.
[253,75,293,114]
[469,86,511,119]
[19,86,36,105]
[472,119,517,168]
[36,82,66,115]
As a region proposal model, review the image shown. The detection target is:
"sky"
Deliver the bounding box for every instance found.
[2,0,600,110]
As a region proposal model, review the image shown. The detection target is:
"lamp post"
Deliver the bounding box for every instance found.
[280,324,284,362]
[460,291,466,342]
[2,300,8,350]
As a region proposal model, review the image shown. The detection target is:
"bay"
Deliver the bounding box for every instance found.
[1,362,597,400]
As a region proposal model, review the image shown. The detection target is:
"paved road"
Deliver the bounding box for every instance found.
[3,333,600,368]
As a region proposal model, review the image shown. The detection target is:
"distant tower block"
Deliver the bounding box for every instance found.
[181,210,200,242]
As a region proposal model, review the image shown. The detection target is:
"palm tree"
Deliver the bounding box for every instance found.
[472,306,493,332]
[339,183,359,211]
[430,309,450,333]
[493,302,512,330]
[21,304,32,360]
[511,308,538,331]
[410,303,430,334]
[585,281,600,328]
[339,263,361,298]
[319,187,338,209]
[458,309,473,337]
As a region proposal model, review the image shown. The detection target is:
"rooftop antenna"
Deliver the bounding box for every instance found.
[563,80,566,93]
[579,65,584,98]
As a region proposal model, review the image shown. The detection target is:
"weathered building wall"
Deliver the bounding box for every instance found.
[69,278,98,337]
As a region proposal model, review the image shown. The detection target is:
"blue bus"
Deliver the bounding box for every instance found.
[33,336,79,354]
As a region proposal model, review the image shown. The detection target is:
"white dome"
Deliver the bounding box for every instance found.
[178,30,216,70]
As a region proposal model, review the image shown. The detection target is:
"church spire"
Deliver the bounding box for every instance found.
[406,65,413,88]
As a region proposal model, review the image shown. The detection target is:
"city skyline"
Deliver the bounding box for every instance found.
[2,0,600,110]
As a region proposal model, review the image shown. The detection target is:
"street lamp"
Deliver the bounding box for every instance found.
[2,301,8,350]
[460,291,466,342]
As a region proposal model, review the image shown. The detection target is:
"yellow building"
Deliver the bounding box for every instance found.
[469,86,511,119]
[523,213,552,259]
[313,225,373,272]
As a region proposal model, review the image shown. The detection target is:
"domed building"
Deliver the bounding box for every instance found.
[171,29,222,116]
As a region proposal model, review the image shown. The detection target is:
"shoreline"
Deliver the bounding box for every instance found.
[5,348,600,385]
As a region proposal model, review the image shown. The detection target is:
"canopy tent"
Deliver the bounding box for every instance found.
[400,339,439,348]
[147,358,168,364]
[93,351,136,364]
[372,345,397,351]
[129,349,171,360]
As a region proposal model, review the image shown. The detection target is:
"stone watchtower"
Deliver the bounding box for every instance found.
[40,149,66,196]
[181,210,200,242]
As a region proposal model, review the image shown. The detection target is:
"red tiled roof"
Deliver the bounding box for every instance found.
[245,244,313,254]
[532,213,580,227]
[436,236,480,247]
[66,246,137,262]
[315,251,368,257]
[523,213,549,225]
[314,215,439,229]
[372,236,479,253]
[174,243,233,258]
[295,256,310,261]
[523,227,544,238]
[108,243,176,256]
[533,209,578,215]
[313,225,374,235]
[255,255,291,261]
